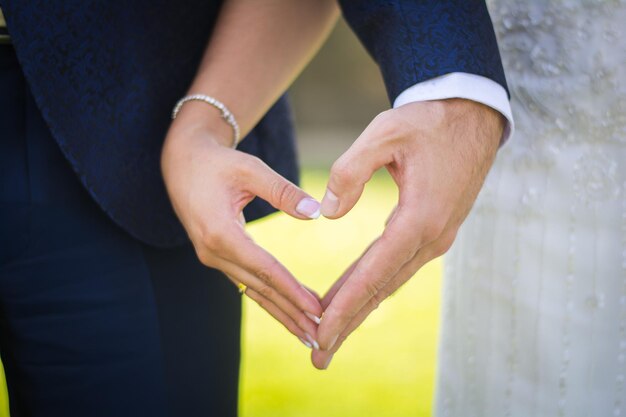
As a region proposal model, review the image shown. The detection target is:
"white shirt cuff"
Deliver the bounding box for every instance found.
[393,72,514,144]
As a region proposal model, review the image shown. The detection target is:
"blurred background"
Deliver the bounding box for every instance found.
[288,17,389,167]
[0,17,443,417]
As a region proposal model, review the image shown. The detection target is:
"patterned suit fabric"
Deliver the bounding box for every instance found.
[1,0,507,247]
[339,0,509,101]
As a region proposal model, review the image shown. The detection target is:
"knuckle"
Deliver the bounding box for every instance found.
[326,305,354,326]
[431,230,457,258]
[255,259,279,286]
[370,290,388,311]
[331,159,357,187]
[199,227,225,252]
[196,250,215,267]
[363,279,386,300]
[378,233,412,265]
[270,179,298,207]
[237,155,263,179]
[256,269,274,286]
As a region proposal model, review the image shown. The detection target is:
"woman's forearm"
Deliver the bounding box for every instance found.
[171,0,339,146]
[160,1,338,339]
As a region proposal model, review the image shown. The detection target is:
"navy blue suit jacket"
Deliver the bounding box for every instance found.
[1,0,507,247]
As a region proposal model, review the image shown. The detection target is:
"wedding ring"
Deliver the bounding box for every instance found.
[237,283,247,294]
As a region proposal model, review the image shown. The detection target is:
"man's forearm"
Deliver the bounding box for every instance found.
[172,0,339,146]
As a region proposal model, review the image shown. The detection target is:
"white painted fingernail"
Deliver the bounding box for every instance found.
[320,189,339,217]
[323,354,334,370]
[299,337,313,349]
[328,334,339,351]
[305,312,322,325]
[305,333,320,350]
[296,197,321,219]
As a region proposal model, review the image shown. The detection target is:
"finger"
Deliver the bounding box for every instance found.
[213,223,324,320]
[385,205,398,226]
[311,334,344,370]
[320,131,393,219]
[245,287,319,350]
[242,155,321,220]
[302,285,322,304]
[311,256,418,369]
[220,260,321,341]
[317,202,425,350]
[321,260,357,310]
[318,178,448,350]
[320,238,378,310]
[312,247,427,369]
[313,230,455,369]
[228,268,318,348]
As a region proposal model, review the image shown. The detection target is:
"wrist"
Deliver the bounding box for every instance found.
[168,100,235,148]
[168,101,233,147]
[445,98,504,134]
[162,107,232,180]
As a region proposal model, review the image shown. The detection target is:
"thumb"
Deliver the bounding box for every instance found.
[321,143,388,219]
[245,157,321,220]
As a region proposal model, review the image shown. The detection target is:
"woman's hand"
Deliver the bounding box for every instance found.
[157,0,338,349]
[161,105,324,347]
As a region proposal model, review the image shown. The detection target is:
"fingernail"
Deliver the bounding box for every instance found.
[305,312,322,325]
[305,333,320,350]
[320,189,339,217]
[296,197,321,219]
[299,337,313,349]
[328,333,339,351]
[322,354,334,370]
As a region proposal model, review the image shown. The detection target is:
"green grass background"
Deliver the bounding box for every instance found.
[0,169,442,417]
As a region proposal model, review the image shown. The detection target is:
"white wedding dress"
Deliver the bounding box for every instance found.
[435,1,626,416]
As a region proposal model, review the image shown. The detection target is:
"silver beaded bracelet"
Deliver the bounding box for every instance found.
[171,94,240,149]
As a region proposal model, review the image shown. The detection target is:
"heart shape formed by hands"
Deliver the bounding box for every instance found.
[249,100,504,370]
[163,100,504,370]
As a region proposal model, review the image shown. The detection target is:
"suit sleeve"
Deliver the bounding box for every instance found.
[338,0,509,104]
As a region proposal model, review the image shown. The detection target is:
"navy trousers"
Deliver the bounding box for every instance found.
[0,44,241,417]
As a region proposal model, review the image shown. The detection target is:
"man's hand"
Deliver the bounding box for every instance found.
[161,108,324,348]
[312,99,504,369]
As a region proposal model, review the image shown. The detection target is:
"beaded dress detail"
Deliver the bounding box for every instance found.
[436,1,626,416]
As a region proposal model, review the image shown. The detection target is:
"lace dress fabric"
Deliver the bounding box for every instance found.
[435,1,626,416]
